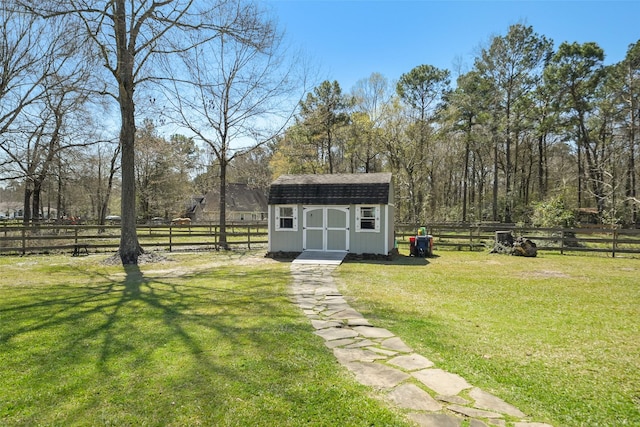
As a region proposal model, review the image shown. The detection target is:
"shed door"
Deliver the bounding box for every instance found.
[303,206,349,252]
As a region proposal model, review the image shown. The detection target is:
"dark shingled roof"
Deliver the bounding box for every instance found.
[268,173,392,205]
[201,183,267,212]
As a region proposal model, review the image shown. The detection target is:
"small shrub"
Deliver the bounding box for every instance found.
[531,196,576,228]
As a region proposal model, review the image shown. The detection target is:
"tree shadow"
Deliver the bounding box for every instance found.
[344,254,434,266]
[3,250,444,425]
[0,257,307,425]
[123,264,144,298]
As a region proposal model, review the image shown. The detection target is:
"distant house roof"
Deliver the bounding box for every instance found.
[268,173,392,205]
[202,183,268,213]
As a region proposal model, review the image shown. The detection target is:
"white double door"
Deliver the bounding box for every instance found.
[302,206,349,252]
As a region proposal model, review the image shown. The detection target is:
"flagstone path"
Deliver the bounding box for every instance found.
[290,262,554,427]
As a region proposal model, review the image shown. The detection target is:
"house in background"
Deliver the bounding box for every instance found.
[187,183,268,222]
[267,173,395,256]
[0,202,23,219]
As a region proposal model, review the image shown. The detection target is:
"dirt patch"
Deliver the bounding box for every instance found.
[101,251,171,266]
[528,270,570,278]
[102,250,278,280]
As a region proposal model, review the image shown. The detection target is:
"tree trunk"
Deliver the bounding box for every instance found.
[626,79,638,225]
[492,137,499,222]
[112,0,144,263]
[326,128,334,174]
[462,118,471,222]
[116,2,141,264]
[537,133,547,198]
[100,144,120,227]
[504,105,513,223]
[119,102,141,263]
[57,158,63,221]
[32,181,42,225]
[23,184,33,226]
[218,158,229,250]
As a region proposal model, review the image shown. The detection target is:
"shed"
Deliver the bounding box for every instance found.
[267,173,394,255]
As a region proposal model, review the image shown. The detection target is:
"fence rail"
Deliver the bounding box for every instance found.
[396,223,640,257]
[2,221,640,257]
[0,222,268,255]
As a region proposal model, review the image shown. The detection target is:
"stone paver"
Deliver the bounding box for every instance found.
[469,387,526,418]
[289,262,554,427]
[412,368,472,395]
[311,319,342,330]
[448,404,504,419]
[408,413,462,427]
[314,327,359,341]
[344,339,377,348]
[352,325,396,338]
[513,423,555,427]
[346,318,372,327]
[381,336,413,352]
[388,383,442,411]
[388,353,434,371]
[343,361,411,388]
[333,347,388,363]
[436,394,471,405]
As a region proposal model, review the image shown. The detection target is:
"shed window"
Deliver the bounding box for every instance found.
[275,206,297,231]
[356,205,380,232]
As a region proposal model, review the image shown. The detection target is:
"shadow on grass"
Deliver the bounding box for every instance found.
[345,254,433,266]
[0,258,336,425]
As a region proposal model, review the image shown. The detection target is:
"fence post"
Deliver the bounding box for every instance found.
[21,228,26,255]
[247,225,251,250]
[560,229,565,255]
[169,225,173,252]
[612,228,617,258]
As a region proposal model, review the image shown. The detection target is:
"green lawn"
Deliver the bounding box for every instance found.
[337,251,640,427]
[3,250,638,427]
[0,252,408,427]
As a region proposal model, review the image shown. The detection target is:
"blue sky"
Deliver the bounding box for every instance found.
[267,0,640,91]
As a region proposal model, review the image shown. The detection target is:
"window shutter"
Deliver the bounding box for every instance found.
[375,206,380,231]
[355,207,361,232]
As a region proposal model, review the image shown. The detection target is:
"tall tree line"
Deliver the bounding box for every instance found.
[2,6,639,268]
[273,24,640,227]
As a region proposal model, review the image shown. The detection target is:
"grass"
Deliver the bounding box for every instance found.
[0,252,409,427]
[3,250,638,427]
[336,250,640,427]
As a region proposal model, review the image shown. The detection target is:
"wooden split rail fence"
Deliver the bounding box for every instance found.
[395,223,640,257]
[0,222,269,255]
[1,222,639,257]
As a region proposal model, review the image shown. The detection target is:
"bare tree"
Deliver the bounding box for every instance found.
[22,0,254,263]
[74,139,121,226]
[0,4,96,224]
[350,72,392,172]
[160,1,303,248]
[0,4,55,178]
[134,120,196,221]
[0,4,47,139]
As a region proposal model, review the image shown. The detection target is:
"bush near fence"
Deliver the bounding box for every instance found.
[2,221,639,257]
